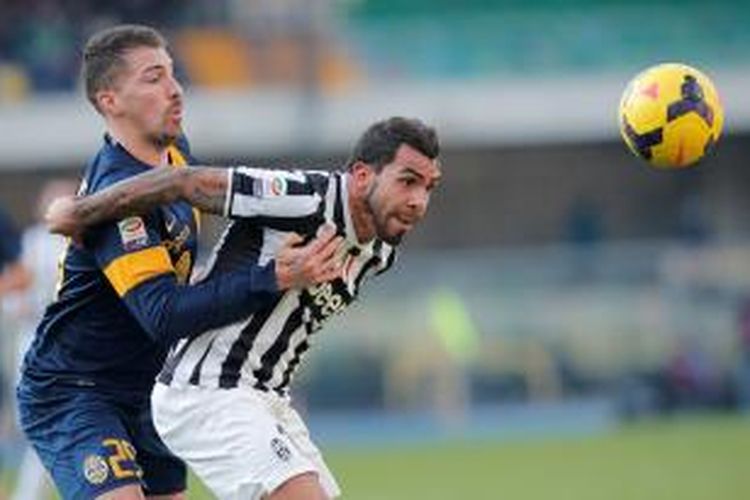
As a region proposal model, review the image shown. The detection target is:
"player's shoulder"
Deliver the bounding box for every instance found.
[173,134,192,157]
[84,135,148,194]
[167,135,196,165]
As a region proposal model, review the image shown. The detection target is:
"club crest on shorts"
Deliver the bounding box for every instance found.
[271,437,292,461]
[82,454,110,485]
[117,216,149,251]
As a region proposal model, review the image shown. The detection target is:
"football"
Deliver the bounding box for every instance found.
[618,63,724,168]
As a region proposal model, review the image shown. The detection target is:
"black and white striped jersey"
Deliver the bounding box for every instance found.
[157,166,396,394]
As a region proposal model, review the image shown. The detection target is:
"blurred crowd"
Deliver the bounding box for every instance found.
[0,0,358,100]
[0,0,203,94]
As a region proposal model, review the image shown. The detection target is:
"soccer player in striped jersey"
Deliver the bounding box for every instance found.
[17,25,343,500]
[46,116,442,499]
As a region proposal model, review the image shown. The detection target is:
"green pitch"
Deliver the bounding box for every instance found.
[7,414,749,499]
[323,416,750,500]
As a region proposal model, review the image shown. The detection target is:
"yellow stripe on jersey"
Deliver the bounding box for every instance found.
[167,144,201,231]
[103,246,175,297]
[167,145,187,167]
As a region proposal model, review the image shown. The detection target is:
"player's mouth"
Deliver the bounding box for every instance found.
[168,104,183,124]
[393,214,417,231]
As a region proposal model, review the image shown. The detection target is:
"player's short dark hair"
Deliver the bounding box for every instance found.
[347,117,440,171]
[82,25,166,113]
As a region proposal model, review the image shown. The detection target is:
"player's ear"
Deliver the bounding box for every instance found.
[95,90,117,116]
[350,161,375,193]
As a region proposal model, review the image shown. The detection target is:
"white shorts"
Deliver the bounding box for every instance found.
[151,382,341,500]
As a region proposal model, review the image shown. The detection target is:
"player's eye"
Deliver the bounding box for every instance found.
[143,71,162,83]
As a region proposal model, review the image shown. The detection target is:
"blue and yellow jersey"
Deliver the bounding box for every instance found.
[22,134,200,394]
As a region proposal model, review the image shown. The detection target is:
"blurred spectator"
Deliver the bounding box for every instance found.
[676,192,711,245]
[565,197,603,247]
[664,337,726,411]
[0,206,29,295]
[2,180,76,500]
[0,204,28,497]
[736,298,750,414]
[564,196,604,281]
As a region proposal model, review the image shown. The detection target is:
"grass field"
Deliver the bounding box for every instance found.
[325,415,749,500]
[5,414,749,499]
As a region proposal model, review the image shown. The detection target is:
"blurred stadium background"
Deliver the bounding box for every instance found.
[1,0,750,498]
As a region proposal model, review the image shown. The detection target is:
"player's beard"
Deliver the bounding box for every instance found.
[151,106,183,148]
[149,120,182,149]
[366,182,404,246]
[151,131,179,149]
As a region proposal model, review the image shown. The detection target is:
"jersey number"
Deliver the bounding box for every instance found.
[102,438,141,479]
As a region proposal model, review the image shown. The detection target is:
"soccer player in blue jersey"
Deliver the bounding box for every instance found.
[17,25,343,500]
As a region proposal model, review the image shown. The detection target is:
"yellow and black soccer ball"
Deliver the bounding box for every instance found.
[619,63,723,168]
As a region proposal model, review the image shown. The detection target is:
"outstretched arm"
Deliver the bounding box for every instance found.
[46,166,229,237]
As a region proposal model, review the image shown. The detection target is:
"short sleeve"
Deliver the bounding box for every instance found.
[226,167,322,220]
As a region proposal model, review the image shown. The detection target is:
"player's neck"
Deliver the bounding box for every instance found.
[106,124,167,167]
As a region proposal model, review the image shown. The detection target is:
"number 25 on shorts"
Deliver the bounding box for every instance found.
[102,438,142,479]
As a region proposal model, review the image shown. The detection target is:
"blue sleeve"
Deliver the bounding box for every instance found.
[121,263,279,346]
[89,210,279,346]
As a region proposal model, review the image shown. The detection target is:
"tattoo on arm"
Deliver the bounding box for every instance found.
[72,166,229,227]
[181,168,229,215]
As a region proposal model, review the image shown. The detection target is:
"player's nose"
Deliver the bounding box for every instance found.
[166,75,183,99]
[408,189,429,217]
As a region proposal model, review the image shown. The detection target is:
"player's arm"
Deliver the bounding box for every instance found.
[48,166,325,237]
[94,217,343,346]
[46,166,228,237]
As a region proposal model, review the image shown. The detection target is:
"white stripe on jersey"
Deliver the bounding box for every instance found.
[230,167,321,219]
[159,167,396,394]
[222,167,233,217]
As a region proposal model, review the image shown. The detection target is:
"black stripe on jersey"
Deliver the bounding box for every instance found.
[288,180,317,196]
[158,336,198,385]
[275,338,310,393]
[218,298,281,389]
[188,336,217,385]
[354,256,381,292]
[231,169,254,196]
[206,221,264,277]
[332,174,345,236]
[252,306,304,390]
[240,213,323,236]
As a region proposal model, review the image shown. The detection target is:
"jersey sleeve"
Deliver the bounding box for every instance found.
[224,167,324,220]
[88,206,279,346]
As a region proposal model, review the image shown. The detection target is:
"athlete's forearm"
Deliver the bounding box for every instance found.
[60,166,229,230]
[73,167,186,227]
[179,166,229,215]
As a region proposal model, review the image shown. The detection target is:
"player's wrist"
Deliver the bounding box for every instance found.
[252,259,281,294]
